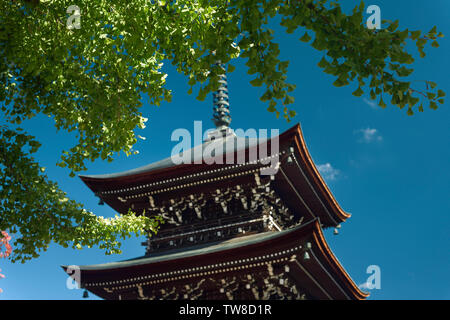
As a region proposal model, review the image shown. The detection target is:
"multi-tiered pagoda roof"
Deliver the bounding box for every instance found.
[63,66,368,300]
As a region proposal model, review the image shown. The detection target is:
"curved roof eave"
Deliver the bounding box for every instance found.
[311,221,370,300]
[290,123,351,222]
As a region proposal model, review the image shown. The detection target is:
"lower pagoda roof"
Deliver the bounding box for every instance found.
[63,219,368,300]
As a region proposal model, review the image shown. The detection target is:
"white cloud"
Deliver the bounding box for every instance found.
[317,163,340,181]
[355,127,383,143]
[363,98,378,109]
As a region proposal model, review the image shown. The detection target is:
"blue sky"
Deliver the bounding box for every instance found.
[1,0,449,300]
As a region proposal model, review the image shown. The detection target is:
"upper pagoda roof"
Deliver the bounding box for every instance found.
[80,129,263,180]
[79,124,351,227]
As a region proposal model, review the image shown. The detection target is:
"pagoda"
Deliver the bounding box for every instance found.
[64,65,368,300]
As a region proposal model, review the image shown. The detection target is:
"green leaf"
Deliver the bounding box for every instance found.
[429,26,437,35]
[299,32,312,42]
[410,30,421,40]
[370,89,376,100]
[408,96,419,107]
[250,78,264,87]
[429,101,438,110]
[388,20,399,32]
[428,81,437,89]
[267,100,277,113]
[318,57,328,68]
[286,83,297,92]
[427,92,436,99]
[284,95,295,105]
[352,87,364,97]
[396,67,413,77]
[379,97,387,109]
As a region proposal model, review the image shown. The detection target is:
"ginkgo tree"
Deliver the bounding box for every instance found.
[0,0,445,263]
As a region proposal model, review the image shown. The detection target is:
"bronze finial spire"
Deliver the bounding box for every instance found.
[212,62,231,129]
